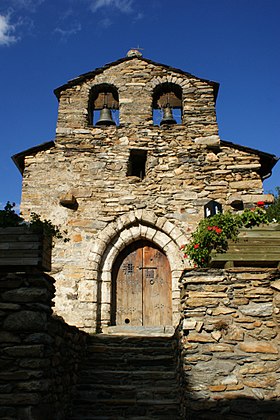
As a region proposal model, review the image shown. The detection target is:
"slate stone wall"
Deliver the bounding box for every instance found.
[19,56,272,329]
[179,268,280,419]
[0,270,87,420]
[1,266,280,419]
[55,57,218,134]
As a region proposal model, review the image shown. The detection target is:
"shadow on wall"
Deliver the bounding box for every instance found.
[184,397,280,419]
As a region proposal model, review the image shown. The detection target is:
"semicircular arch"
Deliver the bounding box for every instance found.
[86,210,189,330]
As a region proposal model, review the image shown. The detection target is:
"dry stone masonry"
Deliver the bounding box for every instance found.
[0,270,87,420]
[13,52,277,331]
[5,51,280,419]
[179,268,280,419]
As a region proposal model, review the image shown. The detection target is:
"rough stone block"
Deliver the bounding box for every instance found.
[239,342,278,354]
[194,135,220,146]
[239,302,273,317]
[3,311,47,332]
[78,280,97,302]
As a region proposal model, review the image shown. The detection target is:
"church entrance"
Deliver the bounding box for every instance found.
[111,240,172,327]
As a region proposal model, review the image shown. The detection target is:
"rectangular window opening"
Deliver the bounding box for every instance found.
[127,149,147,180]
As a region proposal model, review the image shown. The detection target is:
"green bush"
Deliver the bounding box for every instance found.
[181,207,270,267]
[0,202,24,227]
[0,202,69,246]
[266,187,280,223]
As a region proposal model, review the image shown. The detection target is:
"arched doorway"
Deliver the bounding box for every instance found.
[111,240,172,327]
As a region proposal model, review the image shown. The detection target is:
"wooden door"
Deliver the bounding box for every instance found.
[112,240,172,326]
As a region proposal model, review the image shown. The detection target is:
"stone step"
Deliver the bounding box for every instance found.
[69,334,181,419]
[86,344,175,355]
[70,417,174,420]
[71,399,180,417]
[75,384,179,400]
[104,326,175,337]
[87,343,176,354]
[70,416,176,420]
[77,369,177,386]
[82,357,175,371]
[89,334,173,345]
[70,415,178,420]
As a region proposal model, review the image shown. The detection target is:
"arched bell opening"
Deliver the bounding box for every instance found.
[152,82,183,126]
[111,239,172,327]
[88,83,119,126]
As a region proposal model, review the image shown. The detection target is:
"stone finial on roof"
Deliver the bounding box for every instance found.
[126,48,143,57]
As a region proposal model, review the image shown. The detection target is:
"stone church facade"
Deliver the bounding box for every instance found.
[13,50,277,333]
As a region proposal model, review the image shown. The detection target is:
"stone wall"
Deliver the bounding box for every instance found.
[18,55,272,330]
[20,126,267,330]
[55,57,218,134]
[179,268,280,419]
[1,264,280,419]
[0,270,87,420]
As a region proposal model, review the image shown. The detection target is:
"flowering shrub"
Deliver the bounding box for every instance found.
[181,206,270,267]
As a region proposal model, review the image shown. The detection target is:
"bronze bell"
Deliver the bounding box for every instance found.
[160,105,176,125]
[96,106,116,126]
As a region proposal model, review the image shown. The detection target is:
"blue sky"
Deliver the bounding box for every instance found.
[1,0,280,208]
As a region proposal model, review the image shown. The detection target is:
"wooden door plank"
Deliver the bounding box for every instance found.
[116,245,143,326]
[142,245,172,326]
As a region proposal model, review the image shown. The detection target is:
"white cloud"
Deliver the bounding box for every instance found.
[98,18,113,28]
[54,23,82,39]
[134,12,143,21]
[90,0,134,14]
[8,0,45,12]
[0,15,17,46]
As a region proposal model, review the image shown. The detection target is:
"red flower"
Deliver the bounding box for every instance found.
[180,244,185,250]
[215,227,222,234]
[208,225,222,234]
[257,201,265,207]
[194,244,199,249]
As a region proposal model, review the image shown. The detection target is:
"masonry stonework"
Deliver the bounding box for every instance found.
[0,270,87,420]
[179,268,280,419]
[14,53,277,332]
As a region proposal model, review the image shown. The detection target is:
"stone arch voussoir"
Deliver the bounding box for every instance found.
[88,210,188,274]
[87,210,189,329]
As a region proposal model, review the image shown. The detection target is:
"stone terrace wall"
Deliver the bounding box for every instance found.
[0,270,87,420]
[179,268,280,419]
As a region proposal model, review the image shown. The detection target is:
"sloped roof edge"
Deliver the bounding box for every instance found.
[12,141,55,174]
[12,138,278,181]
[221,139,279,179]
[54,55,219,100]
